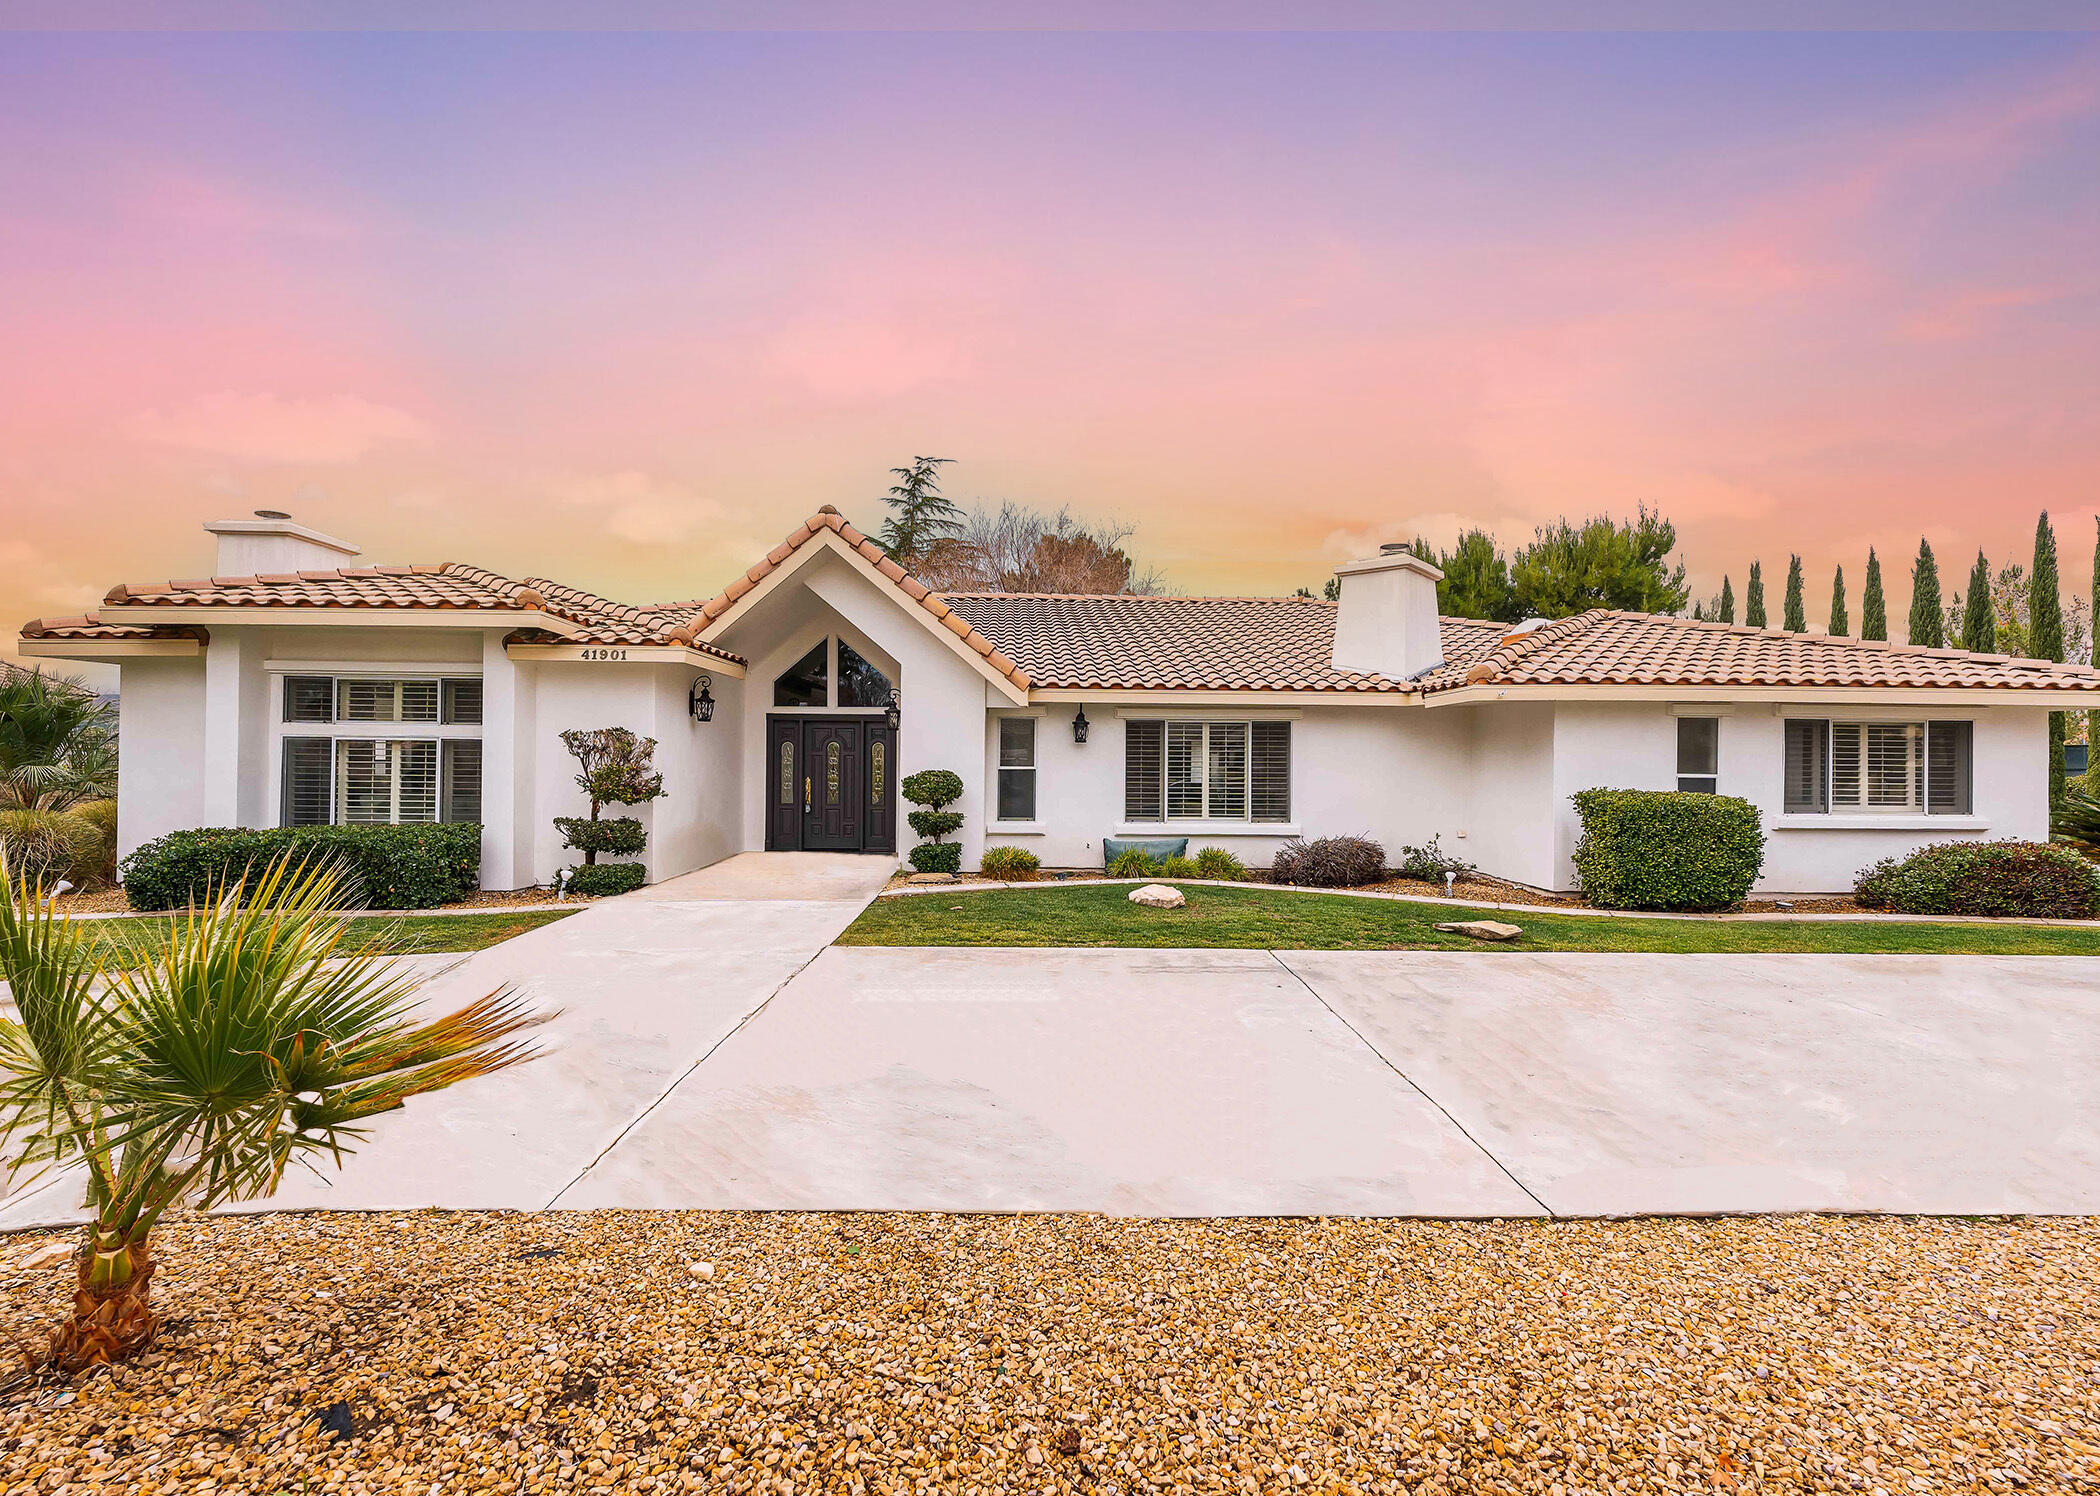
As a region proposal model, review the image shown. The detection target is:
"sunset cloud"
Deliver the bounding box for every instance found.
[126,393,434,465]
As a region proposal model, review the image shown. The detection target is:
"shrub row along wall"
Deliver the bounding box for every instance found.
[1570,789,1765,912]
[120,824,482,911]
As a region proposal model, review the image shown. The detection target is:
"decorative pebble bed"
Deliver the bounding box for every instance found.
[0,1212,2092,1494]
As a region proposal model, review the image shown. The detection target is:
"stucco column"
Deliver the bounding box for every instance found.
[201,627,259,827]
[478,631,534,890]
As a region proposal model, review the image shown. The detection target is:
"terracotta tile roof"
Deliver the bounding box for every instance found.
[1419,609,2100,694]
[693,508,1032,690]
[21,563,744,664]
[941,593,1509,692]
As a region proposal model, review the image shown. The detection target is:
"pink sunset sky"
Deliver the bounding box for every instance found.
[3,19,2099,673]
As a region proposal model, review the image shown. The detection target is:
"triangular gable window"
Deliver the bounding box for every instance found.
[774,641,828,707]
[838,640,894,707]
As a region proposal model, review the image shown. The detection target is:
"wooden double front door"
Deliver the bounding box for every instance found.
[766,715,897,853]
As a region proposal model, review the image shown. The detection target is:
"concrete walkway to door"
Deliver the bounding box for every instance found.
[0,852,894,1228]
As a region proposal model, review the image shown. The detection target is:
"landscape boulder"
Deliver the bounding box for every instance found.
[1128,883,1187,909]
[1434,919,1523,942]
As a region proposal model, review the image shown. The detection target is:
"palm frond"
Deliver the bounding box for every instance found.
[0,857,121,1191]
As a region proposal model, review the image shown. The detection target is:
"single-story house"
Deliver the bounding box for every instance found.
[20,508,2100,894]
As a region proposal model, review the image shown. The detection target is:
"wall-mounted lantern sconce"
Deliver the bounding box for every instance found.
[1072,707,1090,744]
[689,674,716,723]
[885,691,902,732]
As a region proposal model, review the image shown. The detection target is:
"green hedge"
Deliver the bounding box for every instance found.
[554,816,646,857]
[1569,789,1764,912]
[120,823,482,911]
[565,861,647,897]
[1855,840,2100,919]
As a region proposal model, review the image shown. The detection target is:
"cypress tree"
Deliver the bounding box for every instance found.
[2032,511,2065,808]
[1959,549,1995,653]
[1828,564,1848,636]
[1719,575,1735,624]
[2090,518,2099,777]
[1908,539,1944,647]
[1745,561,1766,627]
[1861,548,1887,640]
[1782,555,1806,632]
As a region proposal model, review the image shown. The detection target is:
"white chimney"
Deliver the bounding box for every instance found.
[204,511,361,574]
[1330,542,1445,680]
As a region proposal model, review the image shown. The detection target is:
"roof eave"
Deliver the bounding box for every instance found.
[95,603,586,637]
[1423,682,2100,707]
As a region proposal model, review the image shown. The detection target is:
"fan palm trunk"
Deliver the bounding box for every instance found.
[49,1219,157,1371]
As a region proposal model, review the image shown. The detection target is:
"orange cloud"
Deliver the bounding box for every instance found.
[125,392,434,465]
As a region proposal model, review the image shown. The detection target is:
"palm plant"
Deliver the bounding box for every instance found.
[0,668,115,812]
[0,854,545,1372]
[2053,783,2100,858]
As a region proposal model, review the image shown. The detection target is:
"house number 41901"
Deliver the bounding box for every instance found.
[579,648,629,661]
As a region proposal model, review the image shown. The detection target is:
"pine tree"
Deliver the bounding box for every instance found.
[1828,564,1848,636]
[1782,555,1806,632]
[1861,548,1887,640]
[1745,561,1766,627]
[1908,539,1944,647]
[1719,575,1735,624]
[2032,511,2066,808]
[1959,550,1995,653]
[875,455,962,566]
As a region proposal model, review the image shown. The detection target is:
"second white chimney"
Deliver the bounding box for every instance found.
[205,511,361,574]
[1330,542,1445,680]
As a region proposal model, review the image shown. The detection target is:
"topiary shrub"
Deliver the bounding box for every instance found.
[553,816,646,857]
[1107,848,1161,878]
[565,861,647,898]
[1271,834,1385,888]
[1393,834,1476,883]
[979,845,1040,880]
[902,768,965,872]
[119,823,482,911]
[1192,847,1247,881]
[1569,788,1764,912]
[908,841,962,875]
[1853,839,2100,919]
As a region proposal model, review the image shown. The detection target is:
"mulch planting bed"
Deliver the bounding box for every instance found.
[0,1212,2091,1493]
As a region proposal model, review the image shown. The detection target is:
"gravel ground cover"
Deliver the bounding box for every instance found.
[0,1212,2091,1494]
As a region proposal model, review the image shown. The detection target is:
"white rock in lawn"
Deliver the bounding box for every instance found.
[1129,883,1186,909]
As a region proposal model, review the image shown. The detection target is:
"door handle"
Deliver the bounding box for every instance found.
[805,776,812,814]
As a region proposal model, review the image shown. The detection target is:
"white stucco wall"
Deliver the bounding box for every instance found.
[1454,700,1559,890]
[1546,700,2051,893]
[113,657,207,860]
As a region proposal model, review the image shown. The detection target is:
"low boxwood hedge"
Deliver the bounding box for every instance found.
[120,823,482,911]
[565,861,647,897]
[1570,788,1764,911]
[1854,839,2100,919]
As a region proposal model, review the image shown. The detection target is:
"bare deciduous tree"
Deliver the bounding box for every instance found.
[914,502,1166,595]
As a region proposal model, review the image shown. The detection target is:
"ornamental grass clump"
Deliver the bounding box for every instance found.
[1271,835,1385,888]
[1191,847,1248,881]
[977,845,1040,880]
[1107,848,1161,878]
[0,853,547,1374]
[1854,839,2100,919]
[1569,788,1764,912]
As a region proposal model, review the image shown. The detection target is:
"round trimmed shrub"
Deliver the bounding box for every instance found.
[553,816,646,857]
[1569,788,1764,911]
[907,809,965,840]
[979,846,1040,880]
[1271,835,1385,888]
[1853,840,2100,919]
[908,841,962,875]
[565,861,647,897]
[901,770,964,810]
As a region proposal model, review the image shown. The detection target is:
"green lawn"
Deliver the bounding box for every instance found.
[81,908,579,968]
[837,883,2100,956]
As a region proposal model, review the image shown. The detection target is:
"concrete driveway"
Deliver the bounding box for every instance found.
[5,876,2094,1220]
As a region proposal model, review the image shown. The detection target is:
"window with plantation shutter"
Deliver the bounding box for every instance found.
[284,676,334,723]
[1251,722,1291,822]
[1927,722,1972,814]
[442,678,483,725]
[1124,720,1164,820]
[339,678,440,723]
[1206,723,1248,818]
[442,740,483,823]
[281,738,333,825]
[337,740,438,824]
[1784,719,1828,813]
[1165,722,1204,817]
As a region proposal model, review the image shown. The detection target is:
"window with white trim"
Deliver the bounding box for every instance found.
[1676,717,1718,794]
[996,717,1036,821]
[1783,719,1972,815]
[278,674,483,827]
[1125,719,1290,822]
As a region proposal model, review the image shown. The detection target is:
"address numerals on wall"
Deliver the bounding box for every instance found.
[577,648,630,661]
